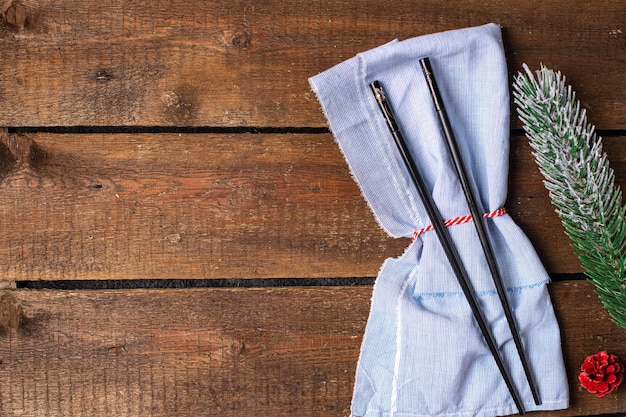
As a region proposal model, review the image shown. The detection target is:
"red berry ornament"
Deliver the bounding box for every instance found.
[579,351,624,397]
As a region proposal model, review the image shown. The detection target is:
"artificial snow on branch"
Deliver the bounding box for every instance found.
[513,64,626,329]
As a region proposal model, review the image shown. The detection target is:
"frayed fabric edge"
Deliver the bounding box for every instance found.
[308,75,410,241]
[350,397,569,417]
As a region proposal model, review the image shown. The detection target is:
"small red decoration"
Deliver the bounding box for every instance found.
[578,351,625,397]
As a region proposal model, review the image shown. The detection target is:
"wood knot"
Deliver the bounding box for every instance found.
[224,30,252,51]
[3,133,34,164]
[231,32,252,50]
[1,0,32,30]
[0,132,47,181]
[0,293,24,333]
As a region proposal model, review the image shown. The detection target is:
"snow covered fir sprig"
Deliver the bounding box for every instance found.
[513,64,626,329]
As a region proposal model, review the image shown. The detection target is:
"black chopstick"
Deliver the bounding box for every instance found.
[419,56,541,406]
[369,80,526,415]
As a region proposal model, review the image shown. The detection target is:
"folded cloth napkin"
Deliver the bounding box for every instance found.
[309,23,569,417]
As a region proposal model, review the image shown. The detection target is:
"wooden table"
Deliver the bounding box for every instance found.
[0,1,625,416]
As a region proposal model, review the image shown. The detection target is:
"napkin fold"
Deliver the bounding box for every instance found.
[309,23,569,417]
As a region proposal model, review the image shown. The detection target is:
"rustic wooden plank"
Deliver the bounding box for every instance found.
[0,0,625,127]
[0,281,623,416]
[0,286,369,416]
[3,132,625,280]
[0,132,403,280]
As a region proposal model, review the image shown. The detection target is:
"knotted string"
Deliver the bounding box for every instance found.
[411,208,506,241]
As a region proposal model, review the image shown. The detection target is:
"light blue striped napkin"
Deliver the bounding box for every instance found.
[310,23,569,417]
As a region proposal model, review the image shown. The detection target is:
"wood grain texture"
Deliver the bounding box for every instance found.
[3,131,621,281]
[0,0,625,127]
[0,1,624,416]
[0,131,401,280]
[0,286,370,417]
[0,281,622,416]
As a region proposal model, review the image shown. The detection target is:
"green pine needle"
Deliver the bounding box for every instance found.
[513,64,626,329]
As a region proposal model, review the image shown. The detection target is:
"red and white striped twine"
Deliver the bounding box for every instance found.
[411,208,506,241]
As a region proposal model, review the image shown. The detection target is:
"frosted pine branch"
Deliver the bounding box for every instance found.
[513,64,626,329]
